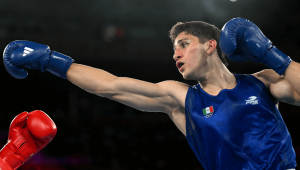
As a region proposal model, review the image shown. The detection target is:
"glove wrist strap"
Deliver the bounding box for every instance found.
[46,51,74,79]
[263,46,292,75]
[0,146,23,170]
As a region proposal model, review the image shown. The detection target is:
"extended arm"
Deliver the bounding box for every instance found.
[2,40,187,115]
[66,64,188,135]
[66,63,185,113]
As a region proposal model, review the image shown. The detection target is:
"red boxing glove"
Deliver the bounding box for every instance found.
[0,110,57,170]
[0,158,13,170]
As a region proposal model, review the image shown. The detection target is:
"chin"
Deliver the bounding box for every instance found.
[182,71,199,81]
[182,73,192,80]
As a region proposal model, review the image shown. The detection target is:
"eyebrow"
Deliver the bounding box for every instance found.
[173,38,189,51]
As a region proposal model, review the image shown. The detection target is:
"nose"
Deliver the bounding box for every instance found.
[173,49,183,61]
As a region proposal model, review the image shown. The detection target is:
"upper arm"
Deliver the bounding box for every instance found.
[253,69,300,106]
[96,77,189,114]
[67,63,189,114]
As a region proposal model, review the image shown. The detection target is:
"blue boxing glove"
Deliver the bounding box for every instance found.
[3,40,74,79]
[219,18,292,75]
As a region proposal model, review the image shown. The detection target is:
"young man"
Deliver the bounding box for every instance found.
[3,18,299,169]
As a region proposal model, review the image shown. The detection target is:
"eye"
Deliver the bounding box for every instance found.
[181,42,189,48]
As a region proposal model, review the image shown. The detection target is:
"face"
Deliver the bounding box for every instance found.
[173,32,208,80]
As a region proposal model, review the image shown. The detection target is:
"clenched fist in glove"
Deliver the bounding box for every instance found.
[219,18,292,75]
[0,110,57,170]
[3,40,74,79]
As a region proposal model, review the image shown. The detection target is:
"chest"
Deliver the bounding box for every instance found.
[189,83,278,134]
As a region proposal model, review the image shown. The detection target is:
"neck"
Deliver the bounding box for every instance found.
[198,62,236,96]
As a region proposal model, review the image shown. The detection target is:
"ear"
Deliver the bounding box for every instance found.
[206,39,217,55]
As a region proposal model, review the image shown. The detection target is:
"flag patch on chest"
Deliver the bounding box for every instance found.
[203,106,214,118]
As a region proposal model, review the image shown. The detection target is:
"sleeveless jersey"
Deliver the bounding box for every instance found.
[185,74,296,170]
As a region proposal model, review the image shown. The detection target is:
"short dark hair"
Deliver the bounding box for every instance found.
[169,21,228,66]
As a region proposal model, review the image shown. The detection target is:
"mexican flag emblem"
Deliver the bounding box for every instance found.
[203,106,214,118]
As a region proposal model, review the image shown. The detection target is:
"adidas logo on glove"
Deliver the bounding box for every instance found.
[23,47,34,56]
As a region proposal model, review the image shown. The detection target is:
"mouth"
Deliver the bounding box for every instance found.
[176,61,184,70]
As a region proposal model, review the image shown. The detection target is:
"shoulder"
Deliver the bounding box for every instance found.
[252,69,284,89]
[157,80,190,109]
[158,81,189,136]
[157,80,190,89]
[157,80,190,99]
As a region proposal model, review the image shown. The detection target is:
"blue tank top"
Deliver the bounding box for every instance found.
[185,74,296,170]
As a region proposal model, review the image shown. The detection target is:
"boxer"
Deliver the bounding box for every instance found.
[3,18,299,169]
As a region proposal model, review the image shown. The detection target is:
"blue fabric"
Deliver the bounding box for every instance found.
[185,74,296,170]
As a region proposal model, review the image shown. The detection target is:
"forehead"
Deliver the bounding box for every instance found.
[174,32,198,45]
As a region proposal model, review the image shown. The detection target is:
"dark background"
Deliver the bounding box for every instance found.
[1,0,300,169]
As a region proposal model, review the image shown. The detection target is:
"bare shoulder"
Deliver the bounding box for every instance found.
[252,69,284,88]
[157,80,189,93]
[157,80,189,136]
[157,80,190,107]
